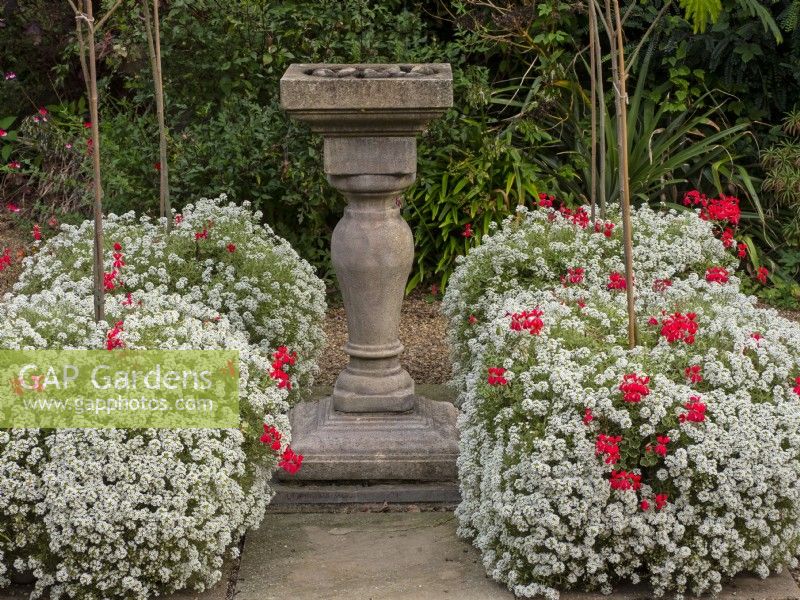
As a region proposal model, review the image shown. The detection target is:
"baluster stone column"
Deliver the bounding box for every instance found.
[278,64,459,494]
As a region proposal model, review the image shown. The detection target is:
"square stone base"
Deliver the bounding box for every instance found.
[276,395,459,482]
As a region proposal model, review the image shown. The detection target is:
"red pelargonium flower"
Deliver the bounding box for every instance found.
[756,266,769,285]
[737,242,748,258]
[685,365,703,384]
[154,162,161,172]
[32,224,41,241]
[577,298,587,309]
[609,470,641,491]
[560,205,590,228]
[721,228,734,249]
[227,243,237,253]
[679,396,707,423]
[647,435,670,457]
[682,190,707,207]
[640,499,650,511]
[487,367,508,386]
[593,220,615,238]
[509,309,544,335]
[462,223,473,238]
[654,493,669,510]
[660,312,698,344]
[8,161,21,169]
[270,346,298,390]
[113,242,122,251]
[279,447,304,475]
[583,407,594,425]
[608,271,627,290]
[538,193,555,208]
[174,214,183,225]
[260,424,283,451]
[103,270,119,291]
[704,195,741,225]
[705,266,729,284]
[793,377,800,396]
[106,321,124,350]
[653,279,672,292]
[83,121,92,128]
[5,202,19,213]
[619,373,651,403]
[647,316,659,326]
[0,247,11,272]
[0,129,6,138]
[195,229,208,241]
[566,267,585,285]
[468,314,478,325]
[595,434,622,465]
[121,292,135,307]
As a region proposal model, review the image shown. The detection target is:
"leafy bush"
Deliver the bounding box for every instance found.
[0,288,291,598]
[444,203,800,598]
[12,196,327,397]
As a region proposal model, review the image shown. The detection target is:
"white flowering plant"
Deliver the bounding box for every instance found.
[0,287,293,599]
[12,195,327,398]
[444,200,800,598]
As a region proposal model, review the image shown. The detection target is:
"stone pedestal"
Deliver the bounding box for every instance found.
[279,64,456,492]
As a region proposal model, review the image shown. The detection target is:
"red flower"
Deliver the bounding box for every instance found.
[640,499,650,511]
[174,214,183,225]
[462,223,473,238]
[227,243,237,253]
[5,203,19,213]
[559,205,590,228]
[654,493,669,510]
[83,121,92,128]
[647,435,670,457]
[270,346,298,390]
[8,161,21,169]
[279,447,304,475]
[195,229,208,241]
[583,407,594,425]
[647,316,659,326]
[487,367,508,386]
[113,242,122,252]
[685,365,703,384]
[682,190,707,207]
[619,373,651,403]
[679,396,707,423]
[737,242,748,258]
[122,292,134,307]
[756,266,769,285]
[468,314,478,325]
[705,266,729,284]
[259,424,283,451]
[113,252,125,269]
[652,279,672,292]
[430,284,439,297]
[106,321,124,350]
[607,271,627,290]
[566,267,585,284]
[596,434,622,464]
[704,195,741,225]
[660,312,698,345]
[0,129,6,138]
[0,247,11,272]
[538,193,555,208]
[32,224,41,241]
[594,220,615,238]
[38,107,48,119]
[154,162,161,172]
[609,470,641,491]
[721,228,734,249]
[103,270,119,291]
[509,309,544,335]
[577,298,587,309]
[793,377,800,396]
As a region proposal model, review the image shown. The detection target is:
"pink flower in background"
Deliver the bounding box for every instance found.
[4,72,16,80]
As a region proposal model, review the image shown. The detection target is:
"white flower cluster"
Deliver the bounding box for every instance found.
[0,288,291,598]
[12,194,327,398]
[444,205,800,598]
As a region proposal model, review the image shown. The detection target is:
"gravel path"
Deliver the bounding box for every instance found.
[316,294,451,386]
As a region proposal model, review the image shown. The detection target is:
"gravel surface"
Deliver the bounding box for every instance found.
[316,293,451,386]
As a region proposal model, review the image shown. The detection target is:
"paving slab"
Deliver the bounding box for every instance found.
[236,512,800,600]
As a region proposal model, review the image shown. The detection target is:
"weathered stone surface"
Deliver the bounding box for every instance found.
[236,512,800,600]
[276,395,459,481]
[271,481,461,504]
[280,63,452,135]
[281,62,453,414]
[235,512,513,600]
